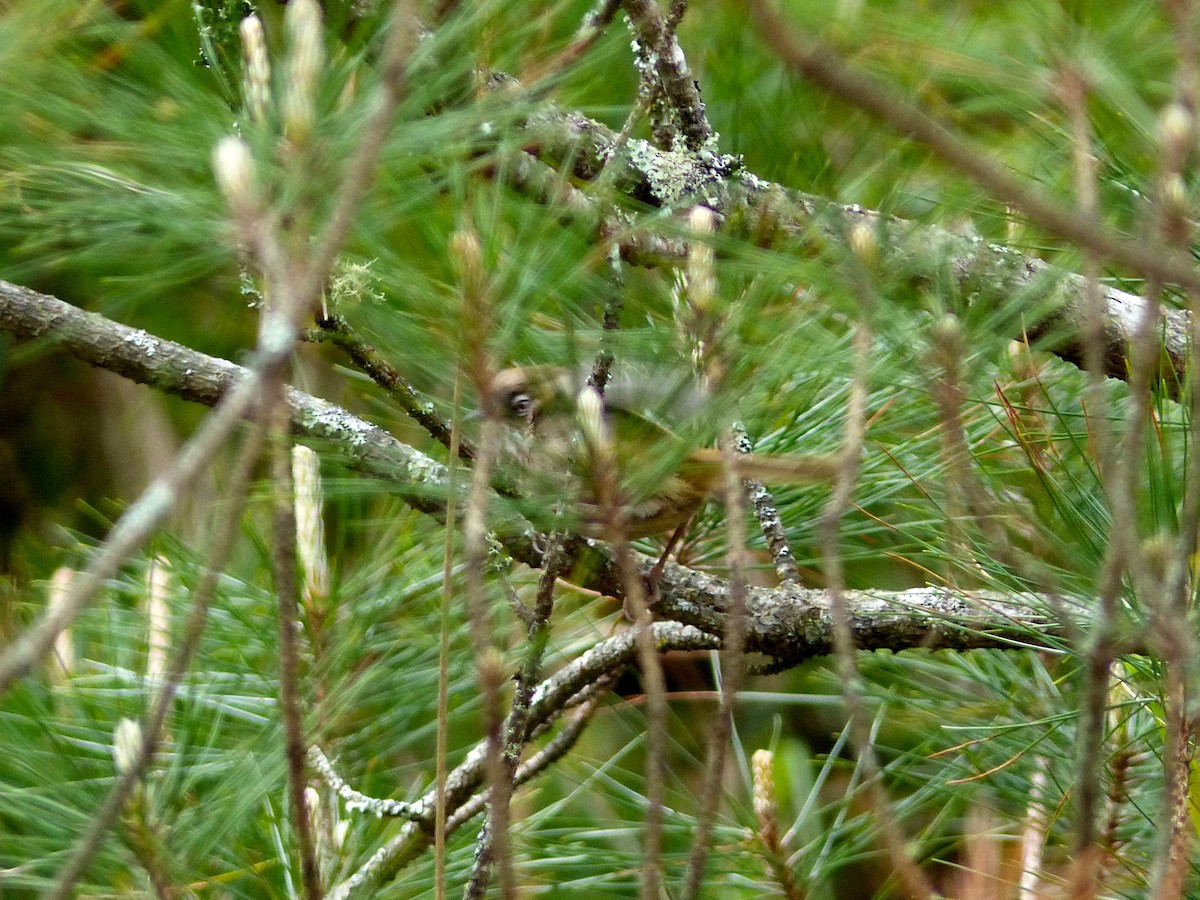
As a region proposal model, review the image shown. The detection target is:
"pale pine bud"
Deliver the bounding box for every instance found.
[113,718,144,775]
[930,313,964,363]
[575,387,611,458]
[305,785,322,835]
[480,645,507,688]
[751,749,777,835]
[448,228,485,302]
[240,15,271,126]
[686,205,717,313]
[146,557,171,683]
[848,220,878,265]
[292,445,329,607]
[214,136,257,216]
[688,204,715,237]
[1005,205,1021,246]
[333,819,349,850]
[1161,172,1189,216]
[751,749,801,900]
[47,567,75,681]
[1159,102,1194,166]
[284,0,324,142]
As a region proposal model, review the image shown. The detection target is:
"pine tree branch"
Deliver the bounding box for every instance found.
[0,282,1070,660]
[308,315,476,462]
[0,280,451,515]
[474,52,1193,391]
[518,104,1192,394]
[620,0,713,151]
[744,1,1200,292]
[325,622,716,899]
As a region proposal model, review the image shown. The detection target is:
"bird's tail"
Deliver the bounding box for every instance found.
[687,448,841,483]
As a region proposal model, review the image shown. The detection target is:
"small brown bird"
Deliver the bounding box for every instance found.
[486,365,835,559]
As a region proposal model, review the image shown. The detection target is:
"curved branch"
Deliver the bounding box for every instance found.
[326,621,717,899]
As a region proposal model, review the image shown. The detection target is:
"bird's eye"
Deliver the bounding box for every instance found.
[510,393,534,418]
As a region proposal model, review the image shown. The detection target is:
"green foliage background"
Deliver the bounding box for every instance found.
[0,0,1191,896]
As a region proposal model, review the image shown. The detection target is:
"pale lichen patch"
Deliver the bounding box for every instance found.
[618,134,740,209]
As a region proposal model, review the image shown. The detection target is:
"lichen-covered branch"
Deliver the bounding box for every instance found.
[326,622,717,899]
[745,0,1200,297]
[519,103,1192,394]
[310,315,475,462]
[0,280,450,511]
[621,0,713,151]
[0,281,1068,660]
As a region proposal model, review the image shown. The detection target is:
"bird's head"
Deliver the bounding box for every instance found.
[485,365,577,426]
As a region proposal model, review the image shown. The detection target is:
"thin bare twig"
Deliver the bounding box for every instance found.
[311,676,614,827]
[610,538,668,898]
[1149,4,1200,895]
[681,432,751,899]
[454,223,518,900]
[311,315,476,461]
[679,206,750,898]
[1071,236,1162,900]
[587,250,625,394]
[269,397,322,899]
[518,0,621,85]
[1155,659,1192,899]
[820,327,934,899]
[447,676,615,825]
[459,420,511,900]
[664,0,688,37]
[1057,70,1119,900]
[471,534,577,899]
[435,377,464,900]
[503,534,576,757]
[573,376,669,900]
[744,0,1200,296]
[736,425,802,584]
